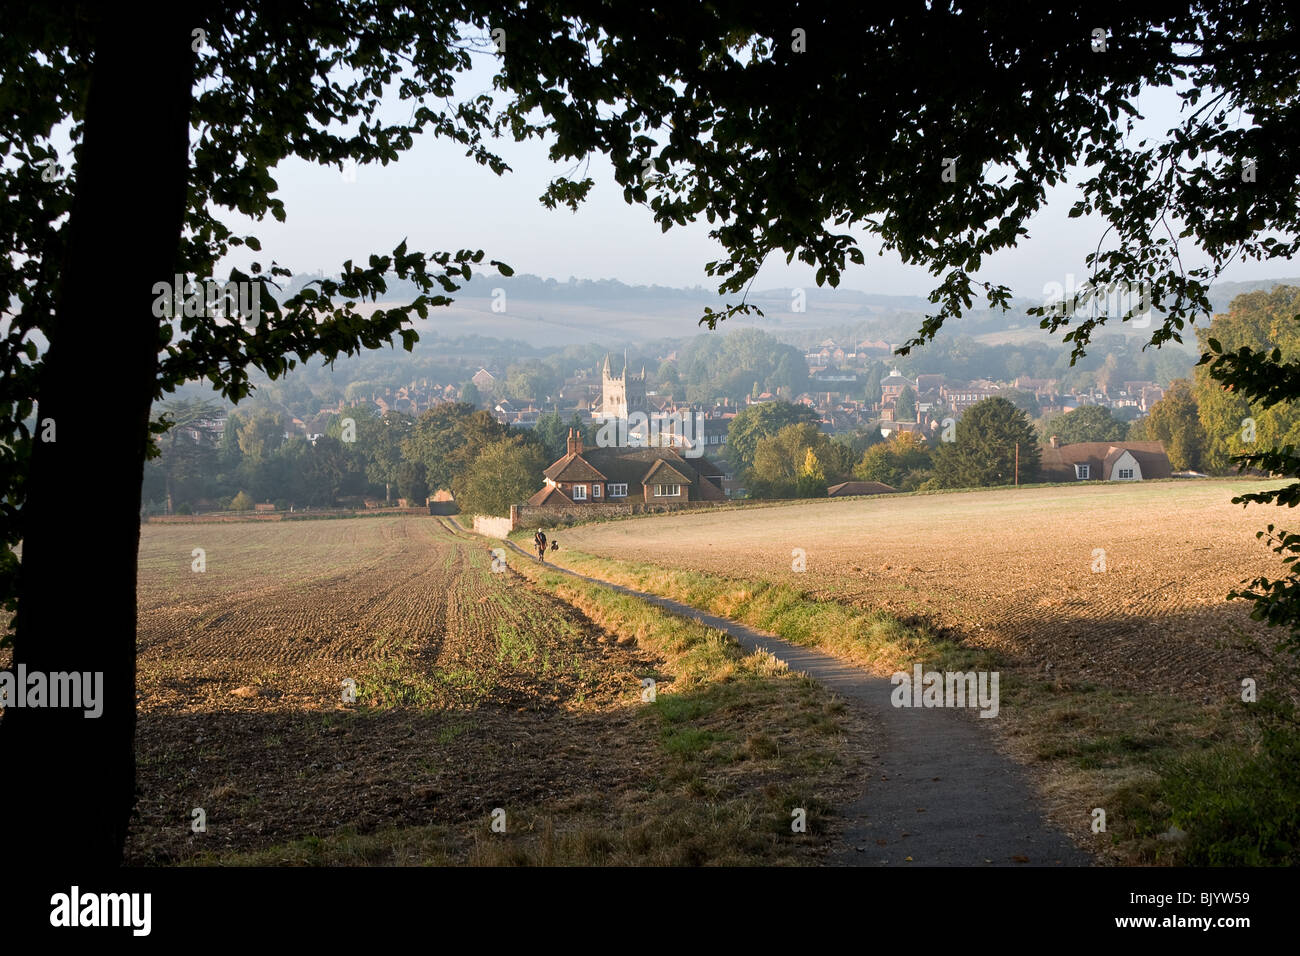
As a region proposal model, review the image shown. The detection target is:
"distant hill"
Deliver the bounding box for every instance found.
[276,271,949,347]
[1203,278,1300,314]
[271,271,1300,350]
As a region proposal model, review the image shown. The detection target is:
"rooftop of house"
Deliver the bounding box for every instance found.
[526,483,575,507]
[1040,440,1172,478]
[542,429,725,489]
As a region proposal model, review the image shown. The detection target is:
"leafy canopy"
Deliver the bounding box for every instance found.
[932,397,1040,488]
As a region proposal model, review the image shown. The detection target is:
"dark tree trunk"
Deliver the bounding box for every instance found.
[0,12,193,866]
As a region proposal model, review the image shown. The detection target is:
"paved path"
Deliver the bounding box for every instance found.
[472,524,1092,867]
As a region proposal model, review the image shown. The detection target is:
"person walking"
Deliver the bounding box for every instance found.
[534,529,548,563]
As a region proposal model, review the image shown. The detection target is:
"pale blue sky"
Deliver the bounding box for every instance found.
[218,54,1293,302]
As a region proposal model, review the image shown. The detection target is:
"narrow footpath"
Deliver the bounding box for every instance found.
[473,523,1091,866]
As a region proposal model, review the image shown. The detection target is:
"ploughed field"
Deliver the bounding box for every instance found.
[551,480,1286,698]
[127,517,664,863]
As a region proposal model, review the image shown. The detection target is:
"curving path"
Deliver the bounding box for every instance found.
[477,524,1092,867]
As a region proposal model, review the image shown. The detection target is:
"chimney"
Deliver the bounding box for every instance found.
[567,428,583,456]
[1049,435,1059,449]
[566,428,576,456]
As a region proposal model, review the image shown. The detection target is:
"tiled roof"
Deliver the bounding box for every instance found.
[533,445,728,503]
[527,484,574,506]
[1040,441,1171,479]
[642,458,693,486]
[543,452,607,482]
[577,446,720,486]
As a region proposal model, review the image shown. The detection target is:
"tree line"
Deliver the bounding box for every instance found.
[143,401,599,517]
[726,397,1042,496]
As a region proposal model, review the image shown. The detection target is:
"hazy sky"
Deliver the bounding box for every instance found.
[218,52,1293,303]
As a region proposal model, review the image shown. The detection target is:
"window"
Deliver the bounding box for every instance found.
[653,484,681,497]
[1074,464,1090,480]
[572,485,587,500]
[592,483,602,497]
[1117,468,1134,479]
[608,483,628,498]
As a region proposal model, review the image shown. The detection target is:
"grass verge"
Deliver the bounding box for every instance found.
[521,540,1284,865]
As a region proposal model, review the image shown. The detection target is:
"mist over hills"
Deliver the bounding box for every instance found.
[282,270,942,347]
[153,272,1300,409]
[275,270,1297,354]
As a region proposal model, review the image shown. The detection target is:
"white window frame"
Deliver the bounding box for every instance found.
[608,483,628,498]
[1075,464,1090,480]
[653,483,681,497]
[592,483,602,498]
[1117,468,1134,480]
[572,484,587,500]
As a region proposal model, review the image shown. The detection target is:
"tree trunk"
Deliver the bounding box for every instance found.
[0,12,193,866]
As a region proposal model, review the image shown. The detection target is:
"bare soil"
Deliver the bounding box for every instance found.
[127,518,665,864]
[549,479,1286,698]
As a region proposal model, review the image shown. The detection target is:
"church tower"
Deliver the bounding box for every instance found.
[600,352,646,419]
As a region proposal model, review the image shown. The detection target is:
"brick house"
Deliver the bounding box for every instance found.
[939,383,1000,415]
[528,429,726,506]
[880,369,917,404]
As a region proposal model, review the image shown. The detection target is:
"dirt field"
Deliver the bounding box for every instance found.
[547,479,1287,699]
[128,517,670,863]
[126,516,856,865]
